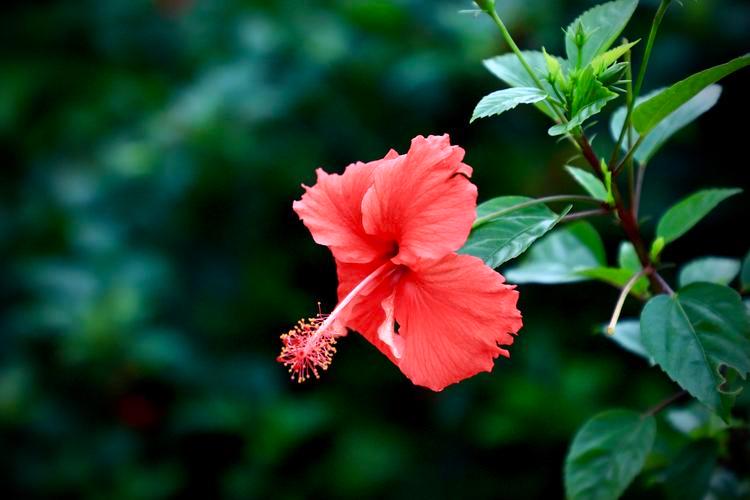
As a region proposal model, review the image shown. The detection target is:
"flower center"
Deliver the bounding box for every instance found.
[277,262,396,383]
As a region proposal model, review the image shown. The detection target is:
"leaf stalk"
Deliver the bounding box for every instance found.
[471,195,600,229]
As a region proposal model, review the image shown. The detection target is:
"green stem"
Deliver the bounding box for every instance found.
[472,195,599,229]
[653,271,675,296]
[487,9,545,89]
[485,8,568,122]
[634,0,672,99]
[576,135,667,295]
[613,135,645,175]
[560,208,609,223]
[633,162,647,218]
[624,45,636,201]
[645,390,687,416]
[611,0,672,165]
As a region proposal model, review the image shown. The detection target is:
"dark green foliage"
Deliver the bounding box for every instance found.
[504,222,606,284]
[641,283,750,417]
[461,196,567,268]
[565,409,656,500]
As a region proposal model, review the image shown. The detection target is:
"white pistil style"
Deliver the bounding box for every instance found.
[607,269,647,335]
[278,261,397,382]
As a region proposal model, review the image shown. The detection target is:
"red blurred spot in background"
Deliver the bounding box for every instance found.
[117,394,159,429]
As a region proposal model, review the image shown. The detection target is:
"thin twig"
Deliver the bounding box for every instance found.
[653,271,675,296]
[633,162,647,218]
[485,9,568,122]
[611,0,673,166]
[472,195,599,228]
[645,390,688,416]
[625,44,636,203]
[577,135,667,295]
[561,208,610,222]
[613,135,645,176]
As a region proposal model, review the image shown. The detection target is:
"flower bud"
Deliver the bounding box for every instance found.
[475,0,495,13]
[599,62,628,86]
[574,22,587,48]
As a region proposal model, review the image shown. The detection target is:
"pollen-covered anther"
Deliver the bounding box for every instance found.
[277,312,338,383]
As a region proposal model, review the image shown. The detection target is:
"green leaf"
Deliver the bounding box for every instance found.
[741,250,750,292]
[549,66,618,136]
[632,54,750,134]
[640,283,750,416]
[543,47,564,85]
[570,67,616,117]
[576,241,648,296]
[610,85,722,164]
[618,242,641,272]
[656,188,742,244]
[565,166,608,201]
[590,40,639,74]
[578,267,649,297]
[564,0,639,69]
[460,196,568,269]
[565,409,656,500]
[665,401,729,438]
[598,62,628,86]
[678,257,741,288]
[549,93,618,135]
[505,222,605,284]
[471,87,547,123]
[601,319,652,362]
[660,440,718,500]
[704,467,749,500]
[483,51,562,118]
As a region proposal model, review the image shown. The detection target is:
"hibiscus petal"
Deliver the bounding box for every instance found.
[377,291,404,359]
[393,253,522,391]
[293,155,397,263]
[335,259,402,365]
[361,135,477,268]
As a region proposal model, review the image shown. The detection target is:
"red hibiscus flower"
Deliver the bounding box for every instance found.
[278,134,522,391]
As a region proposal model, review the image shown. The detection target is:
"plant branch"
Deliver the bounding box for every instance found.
[561,208,610,222]
[472,195,600,229]
[613,135,645,176]
[486,9,545,89]
[633,162,647,218]
[480,1,672,296]
[653,271,675,296]
[645,390,688,416]
[611,0,672,166]
[625,45,636,201]
[633,0,672,100]
[576,135,667,294]
[484,7,568,122]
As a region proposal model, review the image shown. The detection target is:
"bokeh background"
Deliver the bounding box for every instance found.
[1,0,748,498]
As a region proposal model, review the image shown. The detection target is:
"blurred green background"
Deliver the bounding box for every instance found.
[1,0,748,498]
